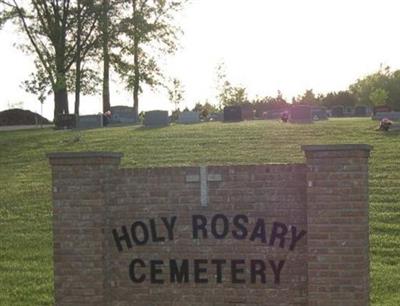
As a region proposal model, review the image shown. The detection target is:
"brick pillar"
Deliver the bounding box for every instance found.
[302,144,372,306]
[48,152,122,306]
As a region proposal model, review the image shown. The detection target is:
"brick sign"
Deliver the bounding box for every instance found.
[48,144,371,306]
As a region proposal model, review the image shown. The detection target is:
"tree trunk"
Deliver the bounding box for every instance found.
[74,0,82,116]
[132,0,139,118]
[54,87,69,119]
[102,0,111,113]
[133,45,139,118]
[54,33,69,123]
[74,62,81,116]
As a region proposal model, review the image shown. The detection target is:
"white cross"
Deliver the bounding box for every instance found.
[185,166,222,207]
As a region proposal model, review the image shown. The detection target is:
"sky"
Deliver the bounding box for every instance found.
[1,0,400,120]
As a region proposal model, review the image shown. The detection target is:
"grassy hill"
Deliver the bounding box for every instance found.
[0,118,399,305]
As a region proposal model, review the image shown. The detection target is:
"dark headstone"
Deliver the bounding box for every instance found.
[223,106,242,122]
[254,105,269,118]
[373,105,392,115]
[289,105,312,123]
[372,112,400,121]
[264,109,286,119]
[343,106,354,116]
[77,114,103,129]
[55,114,76,129]
[311,107,328,120]
[178,111,200,124]
[208,112,223,121]
[110,106,137,124]
[144,110,169,127]
[241,106,254,120]
[354,105,369,117]
[331,106,344,117]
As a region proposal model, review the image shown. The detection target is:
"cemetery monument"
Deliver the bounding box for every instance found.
[48,144,371,306]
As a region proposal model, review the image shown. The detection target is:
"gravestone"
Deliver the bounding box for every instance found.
[373,105,392,115]
[311,107,328,120]
[177,111,200,124]
[254,104,269,118]
[331,105,344,117]
[48,144,372,306]
[241,105,254,120]
[263,109,287,120]
[223,106,242,122]
[144,110,169,127]
[354,105,370,117]
[110,106,137,124]
[208,112,223,121]
[55,114,76,129]
[76,114,103,129]
[289,105,312,123]
[343,106,354,116]
[372,111,400,121]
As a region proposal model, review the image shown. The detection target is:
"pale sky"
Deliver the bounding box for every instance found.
[1,0,400,120]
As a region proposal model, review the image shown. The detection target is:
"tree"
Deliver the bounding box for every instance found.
[100,0,123,112]
[321,91,357,108]
[218,85,248,107]
[73,0,101,116]
[113,0,187,117]
[168,78,184,111]
[349,66,400,110]
[192,100,218,119]
[101,0,111,112]
[0,0,100,123]
[349,66,390,106]
[215,62,229,109]
[369,88,388,106]
[252,92,289,118]
[295,89,321,105]
[214,62,248,107]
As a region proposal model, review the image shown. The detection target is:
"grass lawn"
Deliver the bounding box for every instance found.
[0,118,399,305]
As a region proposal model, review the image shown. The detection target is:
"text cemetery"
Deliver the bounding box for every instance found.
[112,214,307,285]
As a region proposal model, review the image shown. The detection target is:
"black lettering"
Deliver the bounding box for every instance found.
[231,259,245,284]
[250,260,266,284]
[169,259,189,283]
[232,215,248,240]
[269,222,288,248]
[149,219,165,243]
[131,221,149,245]
[211,259,226,283]
[150,260,164,284]
[112,226,132,252]
[129,259,145,283]
[289,226,307,251]
[211,214,229,239]
[249,219,266,243]
[162,216,177,240]
[269,260,285,284]
[194,259,208,283]
[192,215,208,239]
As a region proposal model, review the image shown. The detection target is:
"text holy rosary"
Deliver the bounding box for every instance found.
[112,214,307,285]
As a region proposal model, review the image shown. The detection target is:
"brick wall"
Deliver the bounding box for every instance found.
[48,144,371,306]
[303,145,370,306]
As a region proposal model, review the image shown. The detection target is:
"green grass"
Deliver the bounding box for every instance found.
[0,118,399,305]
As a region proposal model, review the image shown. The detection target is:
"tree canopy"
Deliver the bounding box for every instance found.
[0,0,101,122]
[113,0,187,117]
[349,66,400,109]
[0,0,187,124]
